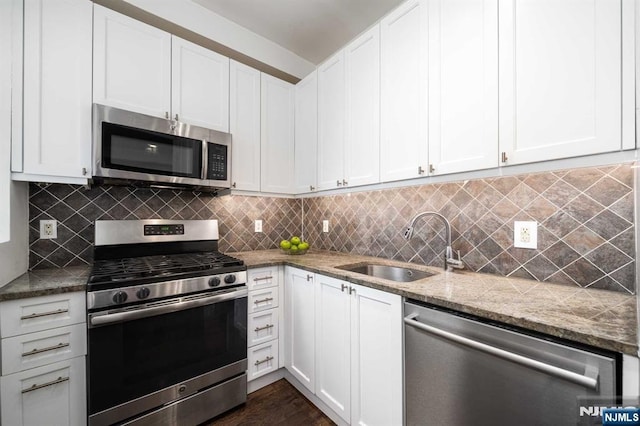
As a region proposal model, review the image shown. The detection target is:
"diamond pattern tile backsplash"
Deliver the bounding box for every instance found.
[304,164,636,294]
[28,184,302,269]
[29,163,635,294]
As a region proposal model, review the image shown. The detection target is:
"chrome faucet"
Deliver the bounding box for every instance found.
[403,211,464,271]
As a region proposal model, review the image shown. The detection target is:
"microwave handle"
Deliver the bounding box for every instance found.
[201,139,208,180]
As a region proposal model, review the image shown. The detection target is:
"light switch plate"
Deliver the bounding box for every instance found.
[322,220,329,233]
[254,220,263,233]
[514,221,537,249]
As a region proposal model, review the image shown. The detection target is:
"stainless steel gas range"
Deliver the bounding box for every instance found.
[86,219,248,426]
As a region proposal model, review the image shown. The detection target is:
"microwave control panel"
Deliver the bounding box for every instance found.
[207,143,228,180]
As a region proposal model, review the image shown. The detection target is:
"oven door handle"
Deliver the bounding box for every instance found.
[89,287,248,327]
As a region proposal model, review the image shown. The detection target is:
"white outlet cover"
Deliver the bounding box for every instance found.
[514,221,537,249]
[254,220,263,233]
[322,220,329,233]
[39,219,57,239]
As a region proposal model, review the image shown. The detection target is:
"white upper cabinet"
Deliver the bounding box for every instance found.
[230,60,261,191]
[19,0,92,180]
[93,4,171,118]
[171,37,229,132]
[498,0,623,165]
[294,70,318,193]
[261,74,295,194]
[428,0,499,175]
[317,51,346,191]
[380,0,428,182]
[345,25,381,188]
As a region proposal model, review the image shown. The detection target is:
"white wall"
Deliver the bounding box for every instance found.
[0,0,29,286]
[123,0,315,79]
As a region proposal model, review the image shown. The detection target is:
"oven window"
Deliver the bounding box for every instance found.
[102,122,202,178]
[88,297,247,415]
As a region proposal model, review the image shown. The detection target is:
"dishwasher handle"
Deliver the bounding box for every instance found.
[404,313,599,391]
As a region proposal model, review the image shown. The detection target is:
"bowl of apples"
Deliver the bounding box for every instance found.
[279,236,310,255]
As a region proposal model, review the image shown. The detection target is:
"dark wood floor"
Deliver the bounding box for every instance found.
[206,379,335,425]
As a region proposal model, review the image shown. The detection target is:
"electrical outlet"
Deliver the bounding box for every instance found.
[254,220,263,233]
[514,221,537,249]
[39,219,57,239]
[322,220,329,233]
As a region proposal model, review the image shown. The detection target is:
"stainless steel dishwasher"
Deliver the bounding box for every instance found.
[404,300,620,426]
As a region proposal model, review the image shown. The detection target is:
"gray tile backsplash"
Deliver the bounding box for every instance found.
[28,183,302,269]
[303,164,636,294]
[28,163,636,294]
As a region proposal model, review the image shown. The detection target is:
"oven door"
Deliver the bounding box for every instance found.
[87,287,247,426]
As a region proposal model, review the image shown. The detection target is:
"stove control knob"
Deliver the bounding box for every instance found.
[224,274,236,284]
[136,287,151,299]
[209,277,221,287]
[112,291,128,304]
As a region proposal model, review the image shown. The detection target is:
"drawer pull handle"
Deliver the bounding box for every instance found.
[20,308,69,320]
[254,297,273,305]
[21,376,69,393]
[253,276,273,282]
[254,356,274,366]
[22,342,70,357]
[254,324,274,333]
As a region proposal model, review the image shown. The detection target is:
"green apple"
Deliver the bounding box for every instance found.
[290,236,301,246]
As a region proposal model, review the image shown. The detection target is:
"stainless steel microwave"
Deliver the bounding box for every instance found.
[92,104,232,193]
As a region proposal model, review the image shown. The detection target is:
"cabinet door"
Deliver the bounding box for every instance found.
[345,25,381,188]
[350,284,402,426]
[93,4,171,118]
[22,0,92,179]
[230,60,261,191]
[317,51,346,191]
[294,70,318,194]
[428,0,498,175]
[315,275,351,422]
[380,0,428,182]
[172,36,229,131]
[499,0,622,164]
[1,356,86,426]
[284,267,316,393]
[260,74,295,194]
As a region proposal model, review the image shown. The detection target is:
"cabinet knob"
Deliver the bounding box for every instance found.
[501,152,508,163]
[232,182,236,188]
[337,180,342,187]
[174,114,179,121]
[310,185,315,191]
[429,164,435,174]
[82,167,87,176]
[341,284,348,292]
[165,111,169,119]
[342,179,348,186]
[418,166,425,175]
[349,287,356,295]
[306,274,313,282]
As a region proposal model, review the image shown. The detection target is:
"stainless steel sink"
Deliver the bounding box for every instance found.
[335,263,436,282]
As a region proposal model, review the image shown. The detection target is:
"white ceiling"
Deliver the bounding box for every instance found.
[192,0,403,65]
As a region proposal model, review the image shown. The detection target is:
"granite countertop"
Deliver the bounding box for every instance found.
[230,249,639,356]
[2,249,637,355]
[0,266,90,301]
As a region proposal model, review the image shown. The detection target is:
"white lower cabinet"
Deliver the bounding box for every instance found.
[284,267,316,393]
[0,292,87,426]
[285,268,402,425]
[247,267,283,384]
[1,356,86,426]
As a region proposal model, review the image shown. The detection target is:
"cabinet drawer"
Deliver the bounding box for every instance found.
[247,267,279,291]
[248,308,279,347]
[0,292,86,338]
[247,340,279,381]
[2,324,87,375]
[0,356,86,426]
[248,287,279,313]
